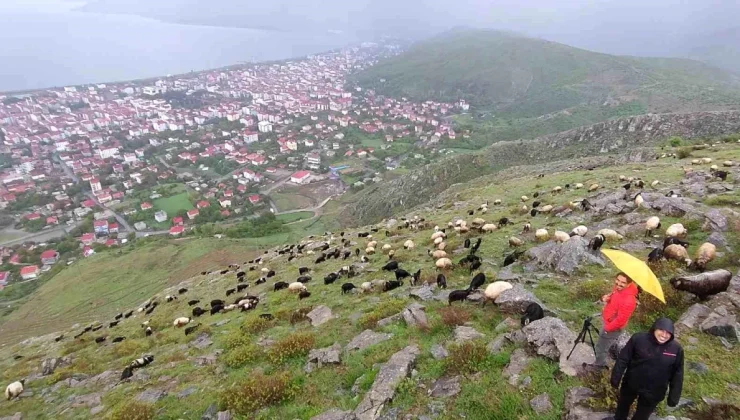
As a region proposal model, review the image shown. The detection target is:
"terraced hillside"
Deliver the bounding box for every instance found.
[1,142,740,419]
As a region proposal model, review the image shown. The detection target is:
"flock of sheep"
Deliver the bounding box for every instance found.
[4,153,735,403]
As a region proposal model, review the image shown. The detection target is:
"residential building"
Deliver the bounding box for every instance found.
[40,250,59,265]
[154,210,168,223]
[20,265,40,280]
[290,170,311,184]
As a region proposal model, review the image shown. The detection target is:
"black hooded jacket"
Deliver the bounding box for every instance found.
[611,317,684,405]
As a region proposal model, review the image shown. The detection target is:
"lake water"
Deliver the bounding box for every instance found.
[0,10,357,92]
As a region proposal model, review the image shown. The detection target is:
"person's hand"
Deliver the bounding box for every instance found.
[601,294,611,303]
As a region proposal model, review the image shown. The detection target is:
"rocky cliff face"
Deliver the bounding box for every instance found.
[341,111,740,226]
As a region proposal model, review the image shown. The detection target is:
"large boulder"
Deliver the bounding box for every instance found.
[494,284,545,314]
[564,387,611,420]
[704,208,729,232]
[41,357,69,376]
[700,312,739,342]
[649,196,703,219]
[401,303,428,329]
[530,393,553,414]
[307,306,334,327]
[525,236,604,276]
[428,376,461,398]
[502,349,530,378]
[346,330,392,352]
[409,285,435,301]
[522,317,595,376]
[305,343,342,373]
[676,303,713,335]
[353,346,420,420]
[454,326,484,343]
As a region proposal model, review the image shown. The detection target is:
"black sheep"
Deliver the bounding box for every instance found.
[382,261,399,271]
[109,321,120,328]
[120,366,134,380]
[92,325,103,331]
[124,310,134,318]
[274,282,289,291]
[145,327,153,337]
[299,266,311,275]
[298,290,311,300]
[521,302,545,327]
[184,324,201,336]
[470,238,482,254]
[324,273,338,285]
[112,336,125,343]
[259,313,274,320]
[358,232,369,238]
[95,336,107,344]
[236,271,246,278]
[581,199,592,211]
[256,277,267,285]
[533,191,540,197]
[588,234,605,251]
[84,326,93,333]
[237,284,248,292]
[210,305,224,315]
[469,273,486,290]
[192,307,206,317]
[178,287,188,294]
[341,283,356,294]
[297,276,312,283]
[498,217,509,227]
[220,269,229,275]
[448,289,471,305]
[532,201,541,208]
[144,302,158,315]
[647,247,664,263]
[469,260,482,273]
[343,251,351,260]
[114,313,123,320]
[436,274,447,289]
[54,334,64,342]
[468,209,474,215]
[411,269,421,286]
[463,238,471,248]
[663,237,689,249]
[226,288,236,296]
[315,255,326,264]
[210,299,224,307]
[355,248,360,257]
[530,208,538,217]
[383,280,403,292]
[714,170,729,181]
[188,299,200,306]
[266,270,276,278]
[395,269,411,281]
[503,250,524,267]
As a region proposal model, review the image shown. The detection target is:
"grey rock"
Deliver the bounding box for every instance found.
[687,361,709,374]
[430,344,448,360]
[494,284,545,314]
[700,312,739,341]
[564,386,611,420]
[194,353,218,366]
[90,406,105,416]
[487,334,507,353]
[41,357,68,376]
[650,196,702,219]
[508,373,522,386]
[704,208,728,231]
[217,411,232,420]
[608,332,631,361]
[522,317,595,376]
[676,303,713,334]
[409,285,435,301]
[429,376,461,398]
[666,398,694,412]
[496,266,522,282]
[305,343,342,373]
[530,393,553,414]
[707,232,730,250]
[177,386,198,398]
[86,370,118,388]
[70,393,102,408]
[502,349,530,378]
[310,409,353,420]
[519,376,532,389]
[346,330,392,352]
[213,319,230,327]
[504,329,528,344]
[434,289,451,302]
[454,325,484,342]
[720,337,734,349]
[136,388,166,403]
[307,305,334,327]
[465,290,485,303]
[202,403,219,420]
[0,413,22,420]
[190,333,213,350]
[353,345,420,420]
[376,313,402,327]
[495,317,521,332]
[702,396,724,406]
[401,304,428,329]
[525,236,605,276]
[352,374,366,395]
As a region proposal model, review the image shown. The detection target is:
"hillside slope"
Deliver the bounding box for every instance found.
[1,141,739,419]
[340,111,740,226]
[352,29,740,115]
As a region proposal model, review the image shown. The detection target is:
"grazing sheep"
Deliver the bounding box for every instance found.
[522,222,531,233]
[664,244,691,265]
[341,283,356,294]
[575,183,584,189]
[470,238,482,254]
[436,274,447,289]
[437,241,447,251]
[597,229,623,241]
[713,170,729,181]
[553,231,570,243]
[469,273,486,290]
[395,269,411,281]
[109,321,120,328]
[298,267,311,275]
[539,204,554,213]
[521,195,529,202]
[521,303,545,326]
[298,290,311,300]
[256,277,267,285]
[509,236,524,247]
[297,276,312,283]
[634,193,644,208]
[367,240,378,249]
[433,236,444,246]
[663,237,689,249]
[114,313,123,320]
[665,223,687,238]
[112,336,125,343]
[210,299,224,307]
[670,269,731,300]
[383,260,399,271]
[383,280,403,292]
[691,242,717,272]
[723,160,734,167]
[482,281,513,306]
[360,282,373,292]
[173,317,191,327]
[145,327,153,337]
[273,282,289,291]
[165,295,177,302]
[651,180,660,187]
[645,216,661,237]
[288,282,307,293]
[237,284,248,292]
[183,324,200,335]
[570,225,588,237]
[471,218,486,228]
[5,380,25,400]
[123,310,134,319]
[222,304,239,312]
[55,334,64,342]
[178,288,188,294]
[589,234,606,251]
[431,231,446,241]
[365,247,376,255]
[448,289,471,305]
[226,288,236,296]
[494,199,502,205]
[503,250,524,267]
[210,305,224,315]
[647,247,664,263]
[588,183,599,192]
[435,258,453,270]
[95,336,106,344]
[430,249,448,259]
[481,223,498,233]
[535,229,549,242]
[266,270,276,278]
[324,273,338,285]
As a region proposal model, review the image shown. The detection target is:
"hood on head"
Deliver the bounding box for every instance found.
[650,317,675,342]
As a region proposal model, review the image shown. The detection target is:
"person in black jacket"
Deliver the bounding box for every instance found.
[608,317,684,420]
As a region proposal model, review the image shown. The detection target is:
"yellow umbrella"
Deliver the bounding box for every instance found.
[601,249,665,303]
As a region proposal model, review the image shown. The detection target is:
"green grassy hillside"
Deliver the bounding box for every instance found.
[351,29,740,142]
[0,141,738,419]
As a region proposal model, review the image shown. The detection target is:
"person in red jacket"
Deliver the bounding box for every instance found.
[593,272,638,367]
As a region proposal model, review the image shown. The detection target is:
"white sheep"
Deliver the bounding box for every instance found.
[598,228,623,240]
[509,236,524,247]
[367,240,378,248]
[575,183,584,189]
[437,242,447,251]
[5,380,24,400]
[539,204,553,213]
[665,223,687,238]
[588,183,599,192]
[481,223,497,233]
[484,281,513,302]
[260,267,269,273]
[433,236,444,245]
[431,231,446,241]
[471,218,486,228]
[521,195,529,202]
[435,258,453,269]
[634,194,644,208]
[365,247,376,255]
[701,157,712,164]
[382,244,392,251]
[693,242,717,271]
[553,231,570,243]
[535,229,549,242]
[723,160,734,167]
[664,244,691,265]
[360,282,373,292]
[493,199,502,205]
[222,304,239,313]
[173,317,191,327]
[430,250,448,259]
[288,282,307,293]
[552,186,562,194]
[570,225,588,237]
[404,239,415,250]
[645,216,661,236]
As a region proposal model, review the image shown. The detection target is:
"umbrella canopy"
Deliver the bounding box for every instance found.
[601,249,665,303]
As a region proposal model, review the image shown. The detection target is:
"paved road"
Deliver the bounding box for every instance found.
[85,192,135,234]
[275,196,334,216]
[259,175,292,195]
[0,225,78,247]
[54,153,79,183]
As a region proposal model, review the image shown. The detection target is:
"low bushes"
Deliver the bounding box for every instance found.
[267,332,315,364]
[220,372,296,415]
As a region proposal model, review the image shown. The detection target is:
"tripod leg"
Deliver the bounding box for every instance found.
[567,326,587,360]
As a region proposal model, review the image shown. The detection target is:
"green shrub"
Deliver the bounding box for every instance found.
[112,339,149,358]
[223,344,261,368]
[267,332,315,364]
[357,299,406,329]
[444,340,489,374]
[220,372,296,415]
[438,306,471,327]
[241,317,274,334]
[632,282,687,330]
[222,333,252,350]
[676,147,692,159]
[570,279,607,302]
[110,400,155,420]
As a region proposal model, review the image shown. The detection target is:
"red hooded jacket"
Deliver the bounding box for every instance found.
[602,282,638,332]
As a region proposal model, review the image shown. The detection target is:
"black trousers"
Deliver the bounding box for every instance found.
[614,384,660,420]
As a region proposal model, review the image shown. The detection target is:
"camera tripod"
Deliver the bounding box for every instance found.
[567,316,600,360]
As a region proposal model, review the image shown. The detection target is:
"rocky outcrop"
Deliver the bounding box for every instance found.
[305,343,342,373]
[428,376,461,398]
[525,236,604,276]
[346,330,392,352]
[676,303,713,334]
[41,357,69,376]
[700,312,739,341]
[494,284,546,314]
[564,387,611,420]
[453,326,484,342]
[307,306,334,327]
[353,345,420,420]
[530,393,553,414]
[522,317,595,376]
[503,348,530,378]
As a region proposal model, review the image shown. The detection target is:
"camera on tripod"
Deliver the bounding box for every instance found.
[567,316,600,360]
